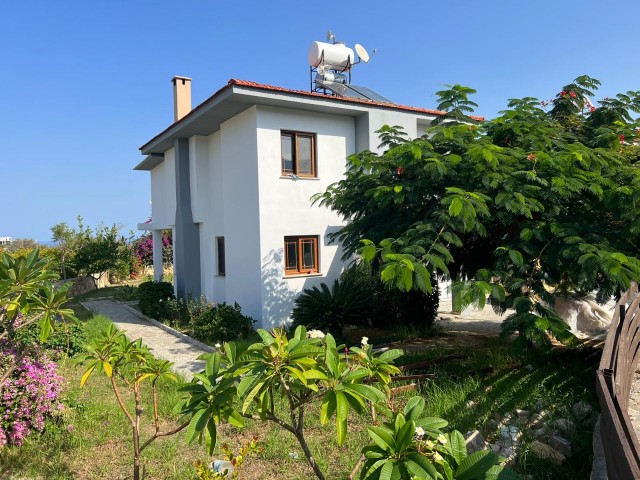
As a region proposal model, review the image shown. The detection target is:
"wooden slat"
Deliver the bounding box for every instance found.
[596,284,640,478]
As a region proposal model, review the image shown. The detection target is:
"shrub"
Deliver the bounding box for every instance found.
[290,271,377,338]
[138,281,175,319]
[190,302,255,343]
[290,262,439,336]
[114,285,139,301]
[13,321,86,358]
[162,295,211,329]
[377,282,440,329]
[0,342,63,447]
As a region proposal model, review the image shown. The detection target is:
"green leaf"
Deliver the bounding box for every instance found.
[449,197,463,217]
[396,418,415,452]
[379,460,394,480]
[335,390,349,445]
[449,430,467,467]
[344,383,386,403]
[257,329,275,345]
[205,418,217,456]
[321,391,337,425]
[403,396,425,421]
[186,409,209,444]
[405,454,438,479]
[368,426,396,451]
[455,450,500,480]
[508,249,524,267]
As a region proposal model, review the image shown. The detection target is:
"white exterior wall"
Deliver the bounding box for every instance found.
[196,131,226,304]
[366,110,419,154]
[150,148,176,228]
[217,107,263,320]
[255,105,354,328]
[189,136,210,223]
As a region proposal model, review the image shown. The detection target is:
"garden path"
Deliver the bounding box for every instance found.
[435,295,504,336]
[82,299,211,380]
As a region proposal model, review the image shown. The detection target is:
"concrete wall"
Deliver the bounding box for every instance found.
[366,110,419,154]
[197,131,226,305]
[255,105,354,328]
[218,107,262,320]
[150,148,176,228]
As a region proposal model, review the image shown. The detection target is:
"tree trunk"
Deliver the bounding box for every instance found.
[294,407,325,480]
[133,384,142,480]
[294,430,325,480]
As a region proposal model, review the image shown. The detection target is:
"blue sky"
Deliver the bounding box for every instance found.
[2,0,639,241]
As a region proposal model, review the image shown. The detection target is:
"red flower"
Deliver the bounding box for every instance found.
[560,90,567,96]
[569,91,577,98]
[590,106,596,113]
[619,134,625,144]
[397,167,405,175]
[527,154,536,160]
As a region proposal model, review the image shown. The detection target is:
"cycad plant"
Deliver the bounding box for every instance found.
[290,273,376,338]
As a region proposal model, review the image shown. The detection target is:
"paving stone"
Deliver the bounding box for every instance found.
[83,299,208,380]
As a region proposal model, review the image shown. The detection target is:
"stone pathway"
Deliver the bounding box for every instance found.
[82,299,210,380]
[435,294,504,336]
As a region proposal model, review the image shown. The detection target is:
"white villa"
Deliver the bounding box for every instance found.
[135,74,449,328]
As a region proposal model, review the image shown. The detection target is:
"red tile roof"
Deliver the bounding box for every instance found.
[140,79,483,151]
[229,79,484,121]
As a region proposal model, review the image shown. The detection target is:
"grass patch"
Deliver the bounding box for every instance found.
[1,309,601,479]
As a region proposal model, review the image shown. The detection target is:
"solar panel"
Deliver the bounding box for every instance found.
[314,79,394,104]
[344,84,394,103]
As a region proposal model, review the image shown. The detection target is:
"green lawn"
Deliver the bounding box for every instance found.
[1,304,601,479]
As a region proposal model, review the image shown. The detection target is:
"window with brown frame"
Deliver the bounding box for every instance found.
[284,236,319,276]
[281,131,316,177]
[216,237,225,276]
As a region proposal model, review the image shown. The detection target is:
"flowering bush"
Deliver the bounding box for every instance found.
[133,231,172,268]
[0,342,63,447]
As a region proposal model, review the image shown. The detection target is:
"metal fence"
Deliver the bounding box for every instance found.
[597,284,640,479]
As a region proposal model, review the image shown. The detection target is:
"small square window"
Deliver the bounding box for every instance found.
[284,236,319,275]
[281,131,316,177]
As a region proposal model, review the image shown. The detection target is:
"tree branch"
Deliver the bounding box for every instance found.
[110,376,134,424]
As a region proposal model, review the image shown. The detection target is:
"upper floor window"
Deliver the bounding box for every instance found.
[284,235,319,276]
[281,131,316,177]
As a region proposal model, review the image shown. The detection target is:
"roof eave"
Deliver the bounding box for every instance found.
[134,154,165,171]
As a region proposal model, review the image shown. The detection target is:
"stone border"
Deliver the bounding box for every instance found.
[80,300,215,354]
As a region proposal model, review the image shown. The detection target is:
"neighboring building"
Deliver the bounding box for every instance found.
[0,237,12,246]
[135,76,448,328]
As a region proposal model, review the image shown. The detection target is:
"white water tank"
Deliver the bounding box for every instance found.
[308,41,354,70]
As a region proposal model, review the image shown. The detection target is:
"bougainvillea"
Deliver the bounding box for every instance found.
[0,341,63,447]
[133,231,172,267]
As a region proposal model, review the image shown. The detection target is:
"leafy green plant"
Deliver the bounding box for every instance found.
[78,324,186,480]
[360,396,519,480]
[290,272,377,337]
[178,327,402,480]
[114,284,139,301]
[13,321,85,358]
[190,301,255,342]
[315,76,640,349]
[194,436,262,479]
[138,280,175,319]
[0,250,77,387]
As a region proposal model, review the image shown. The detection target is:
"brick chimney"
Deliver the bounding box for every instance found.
[172,76,192,122]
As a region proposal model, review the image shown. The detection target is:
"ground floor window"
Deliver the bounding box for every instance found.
[284,236,319,275]
[216,237,225,276]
